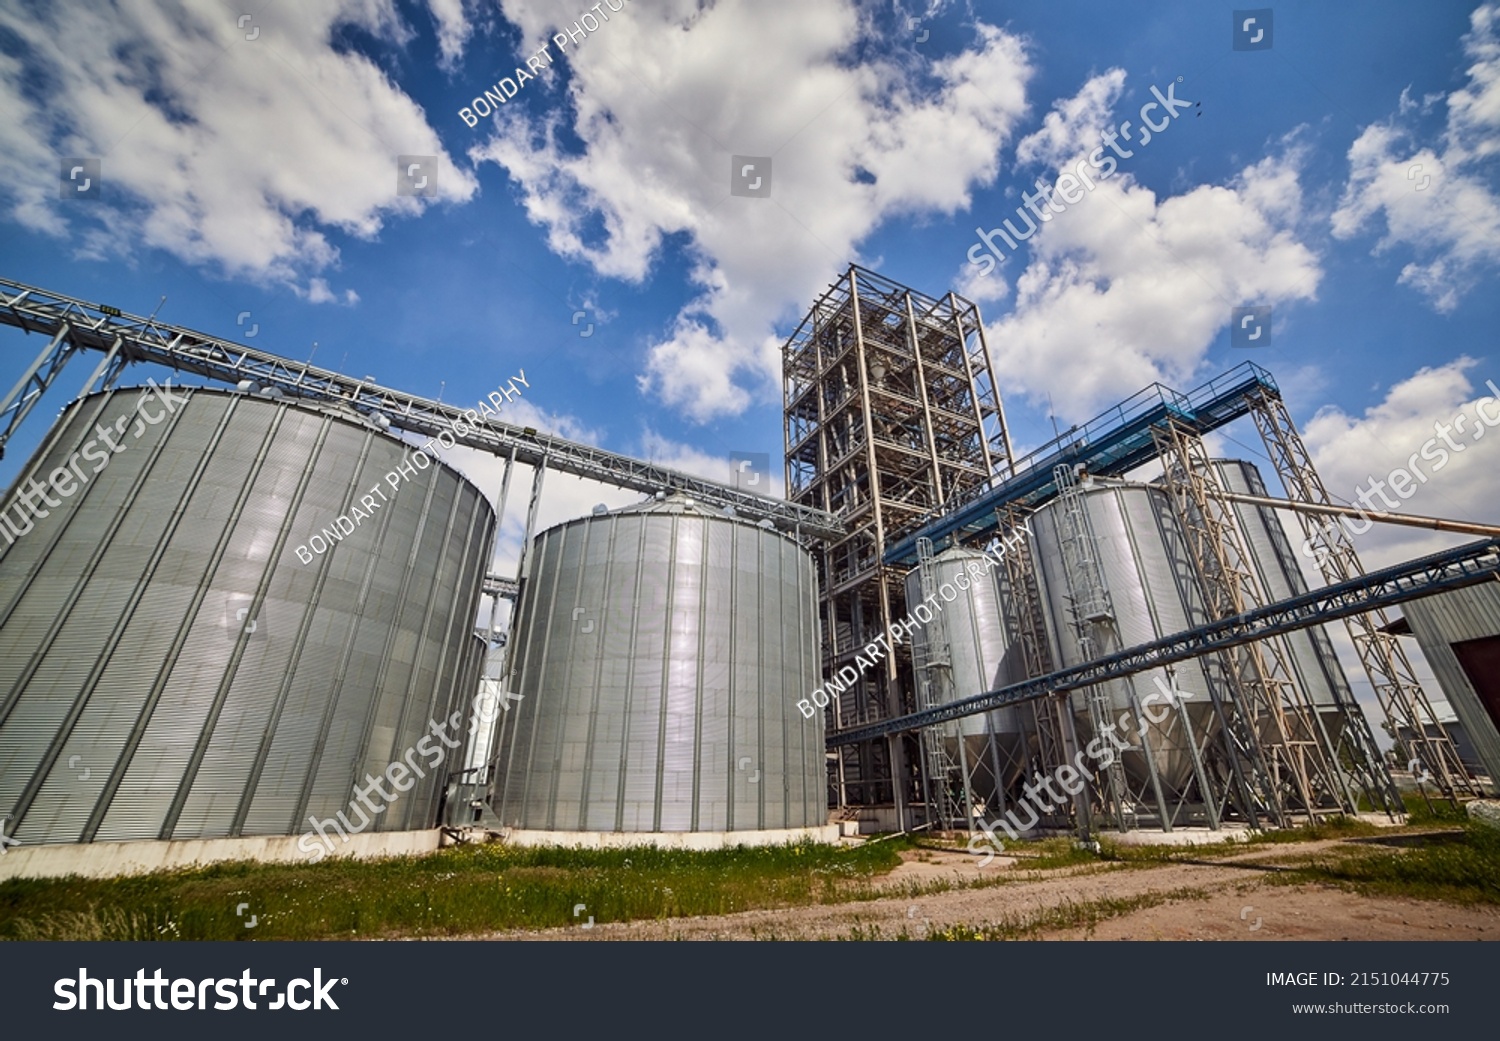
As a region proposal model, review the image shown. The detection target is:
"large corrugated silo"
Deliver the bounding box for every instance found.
[0,385,493,850]
[493,494,827,840]
[902,545,1027,805]
[1029,482,1226,801]
[1212,459,1356,730]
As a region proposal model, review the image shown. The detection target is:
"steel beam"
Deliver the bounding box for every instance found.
[0,277,843,541]
[829,537,1500,747]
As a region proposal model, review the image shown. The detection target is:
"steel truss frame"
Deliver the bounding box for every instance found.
[1150,419,1364,827]
[830,536,1500,745]
[784,265,1014,824]
[1247,390,1478,805]
[0,277,843,541]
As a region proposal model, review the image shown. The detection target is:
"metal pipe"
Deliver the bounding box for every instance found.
[1084,473,1500,538]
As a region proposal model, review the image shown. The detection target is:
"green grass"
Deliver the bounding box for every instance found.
[0,838,911,941]
[1241,814,1387,845]
[924,887,1210,940]
[1269,823,1500,906]
[1399,792,1472,825]
[834,886,1210,941]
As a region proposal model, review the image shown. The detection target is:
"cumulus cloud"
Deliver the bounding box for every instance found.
[421,398,791,589]
[985,119,1321,420]
[953,259,1010,305]
[1014,68,1126,168]
[1330,3,1500,312]
[0,0,475,294]
[1298,357,1500,569]
[472,0,1034,422]
[638,428,787,499]
[427,0,472,70]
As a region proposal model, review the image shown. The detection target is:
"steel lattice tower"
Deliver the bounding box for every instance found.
[782,265,1013,825]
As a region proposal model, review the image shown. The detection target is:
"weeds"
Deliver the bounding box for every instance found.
[1269,823,1500,905]
[0,838,909,941]
[922,887,1209,941]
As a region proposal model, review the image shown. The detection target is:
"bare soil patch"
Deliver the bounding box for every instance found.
[458,835,1500,941]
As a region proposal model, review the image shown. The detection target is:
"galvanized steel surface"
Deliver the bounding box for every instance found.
[1401,582,1500,782]
[903,546,1024,740]
[494,496,824,832]
[1214,459,1354,710]
[903,545,1026,794]
[1029,482,1225,792]
[0,387,492,845]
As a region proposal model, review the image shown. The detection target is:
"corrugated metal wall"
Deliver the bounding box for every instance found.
[1030,483,1228,793]
[1401,582,1500,783]
[0,386,492,845]
[494,496,824,832]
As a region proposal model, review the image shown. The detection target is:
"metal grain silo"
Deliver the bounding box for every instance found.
[903,545,1027,802]
[1029,482,1225,798]
[0,385,493,848]
[494,494,825,836]
[1213,459,1355,716]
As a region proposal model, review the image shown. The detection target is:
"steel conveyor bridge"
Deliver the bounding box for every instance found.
[884,363,1277,565]
[0,277,845,542]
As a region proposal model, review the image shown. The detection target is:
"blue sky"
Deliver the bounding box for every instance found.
[2,0,1498,703]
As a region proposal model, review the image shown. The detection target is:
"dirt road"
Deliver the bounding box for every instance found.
[465,834,1499,941]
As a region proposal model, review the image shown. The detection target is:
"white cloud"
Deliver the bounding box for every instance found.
[300,277,360,306]
[953,259,1010,305]
[638,428,787,499]
[1298,356,1500,569]
[0,1,476,294]
[986,133,1322,421]
[427,0,472,70]
[1330,3,1500,312]
[473,0,1034,422]
[1014,68,1126,169]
